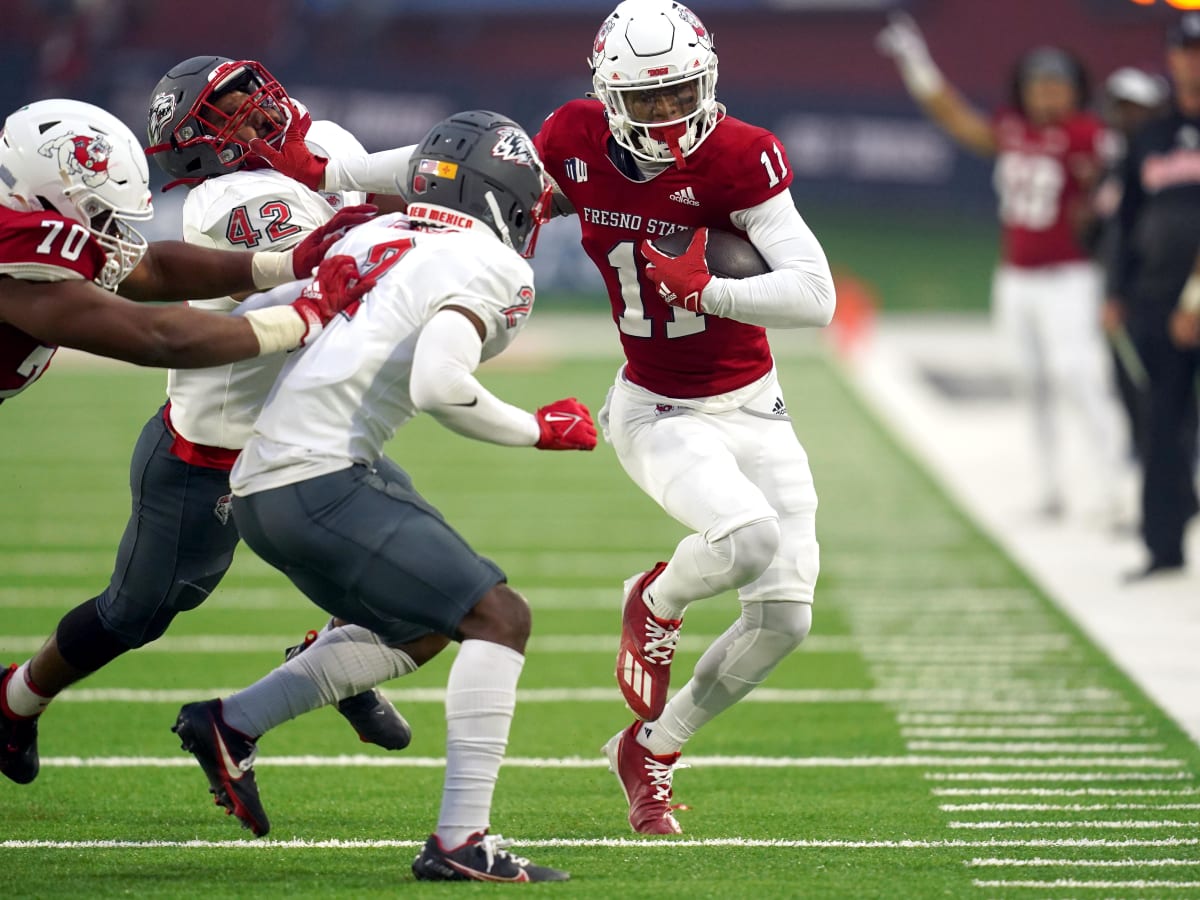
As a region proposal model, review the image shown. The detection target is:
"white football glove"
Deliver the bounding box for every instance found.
[876,12,944,100]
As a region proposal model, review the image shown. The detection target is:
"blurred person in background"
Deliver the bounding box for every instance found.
[1085,67,1169,466]
[1107,15,1200,580]
[878,14,1124,527]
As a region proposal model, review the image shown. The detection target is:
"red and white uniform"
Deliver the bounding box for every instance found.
[535,100,833,603]
[0,206,107,400]
[164,120,368,466]
[991,109,1101,268]
[988,110,1120,512]
[536,99,802,399]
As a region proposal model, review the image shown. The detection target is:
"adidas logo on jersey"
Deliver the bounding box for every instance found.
[772,397,788,416]
[668,186,700,206]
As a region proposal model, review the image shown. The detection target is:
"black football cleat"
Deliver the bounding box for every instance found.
[0,665,39,785]
[172,699,270,837]
[412,832,570,883]
[284,628,412,750]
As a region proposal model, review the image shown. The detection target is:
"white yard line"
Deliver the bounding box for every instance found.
[907,741,1166,754]
[949,819,1199,829]
[933,788,1200,797]
[926,772,1194,782]
[903,727,1152,738]
[967,857,1200,867]
[38,753,1190,769]
[973,878,1200,889]
[3,837,1198,851]
[941,803,1200,811]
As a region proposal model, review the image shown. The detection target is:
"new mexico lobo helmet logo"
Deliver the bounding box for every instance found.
[490,126,537,168]
[38,133,113,188]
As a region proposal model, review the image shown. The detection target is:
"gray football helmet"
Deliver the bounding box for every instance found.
[405,110,551,257]
[145,55,294,186]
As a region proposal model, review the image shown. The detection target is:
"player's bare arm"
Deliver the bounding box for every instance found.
[117,204,378,303]
[0,254,372,367]
[876,13,996,156]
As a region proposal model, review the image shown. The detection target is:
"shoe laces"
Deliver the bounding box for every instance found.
[642,755,678,803]
[477,833,530,871]
[640,616,680,663]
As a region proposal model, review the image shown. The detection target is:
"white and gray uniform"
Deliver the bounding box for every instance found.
[92,121,367,646]
[231,216,537,640]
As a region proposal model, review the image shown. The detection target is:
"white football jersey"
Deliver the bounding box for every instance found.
[230,215,536,495]
[166,120,369,450]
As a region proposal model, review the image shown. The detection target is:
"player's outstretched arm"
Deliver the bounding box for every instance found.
[0,255,372,368]
[876,12,995,156]
[410,307,596,450]
[116,204,378,303]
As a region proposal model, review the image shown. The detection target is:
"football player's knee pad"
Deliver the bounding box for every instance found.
[706,516,780,588]
[55,599,135,672]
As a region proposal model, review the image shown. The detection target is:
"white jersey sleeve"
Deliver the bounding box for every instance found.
[230,218,537,495]
[166,120,370,452]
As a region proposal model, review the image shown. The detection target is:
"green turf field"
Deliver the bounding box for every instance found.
[2,344,1199,898]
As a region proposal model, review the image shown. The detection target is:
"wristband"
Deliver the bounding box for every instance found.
[250,249,297,289]
[244,306,307,355]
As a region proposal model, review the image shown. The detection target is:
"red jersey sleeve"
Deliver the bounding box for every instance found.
[0,206,108,283]
[709,121,794,213]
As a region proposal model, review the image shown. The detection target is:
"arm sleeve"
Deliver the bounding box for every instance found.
[409,308,540,447]
[701,191,837,328]
[323,145,417,196]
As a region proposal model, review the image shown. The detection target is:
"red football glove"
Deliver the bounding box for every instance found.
[289,204,379,278]
[535,397,597,451]
[290,254,375,346]
[641,228,712,314]
[249,99,327,190]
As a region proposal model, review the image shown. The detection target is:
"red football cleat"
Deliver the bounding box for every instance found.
[616,562,679,721]
[603,721,683,835]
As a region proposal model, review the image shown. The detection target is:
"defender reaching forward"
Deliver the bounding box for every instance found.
[203,111,591,881]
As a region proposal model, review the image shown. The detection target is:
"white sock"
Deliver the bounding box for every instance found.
[221,624,416,738]
[436,640,523,848]
[2,662,52,719]
[634,719,681,757]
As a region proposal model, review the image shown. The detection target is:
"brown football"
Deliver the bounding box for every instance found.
[650,227,770,279]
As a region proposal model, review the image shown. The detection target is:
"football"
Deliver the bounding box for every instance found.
[649,227,770,279]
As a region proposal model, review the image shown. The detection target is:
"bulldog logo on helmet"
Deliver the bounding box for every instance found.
[38,134,114,188]
[490,126,537,168]
[593,16,617,58]
[675,4,709,42]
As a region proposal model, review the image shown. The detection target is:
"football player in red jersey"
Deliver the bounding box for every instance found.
[235,0,835,836]
[878,14,1124,525]
[0,98,376,406]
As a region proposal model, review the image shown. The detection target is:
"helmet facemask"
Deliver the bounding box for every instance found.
[590,1,720,167]
[68,187,151,291]
[146,60,293,184]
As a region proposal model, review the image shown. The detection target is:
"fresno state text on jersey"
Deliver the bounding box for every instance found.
[535,99,792,399]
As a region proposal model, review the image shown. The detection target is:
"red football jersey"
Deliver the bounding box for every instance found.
[990,109,1102,268]
[535,99,793,398]
[0,206,107,400]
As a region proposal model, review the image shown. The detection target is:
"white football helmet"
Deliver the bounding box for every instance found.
[0,99,153,290]
[591,0,720,165]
